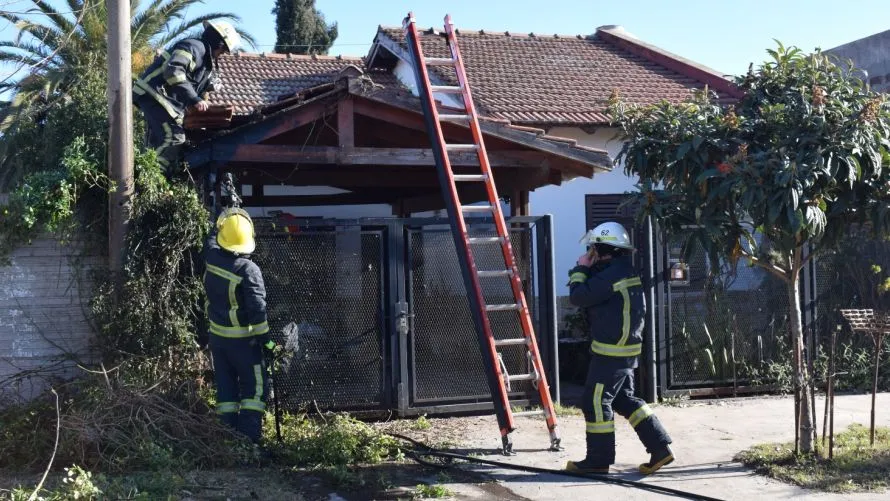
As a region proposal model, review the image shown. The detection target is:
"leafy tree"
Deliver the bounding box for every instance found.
[0,0,255,188]
[612,44,890,454]
[272,0,337,55]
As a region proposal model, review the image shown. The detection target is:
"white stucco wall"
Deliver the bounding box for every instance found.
[530,127,636,295]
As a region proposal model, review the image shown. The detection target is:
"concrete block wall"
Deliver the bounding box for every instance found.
[0,235,102,404]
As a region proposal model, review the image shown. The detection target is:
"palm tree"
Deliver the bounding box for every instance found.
[0,0,255,187]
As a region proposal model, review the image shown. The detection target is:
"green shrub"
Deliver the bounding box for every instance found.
[269,413,403,467]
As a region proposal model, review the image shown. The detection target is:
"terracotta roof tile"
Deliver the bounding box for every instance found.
[208,53,398,114]
[377,26,739,125]
[207,26,739,126]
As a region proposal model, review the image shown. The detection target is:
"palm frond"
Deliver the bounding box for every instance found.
[29,0,78,35]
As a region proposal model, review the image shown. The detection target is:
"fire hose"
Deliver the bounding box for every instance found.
[389,433,725,501]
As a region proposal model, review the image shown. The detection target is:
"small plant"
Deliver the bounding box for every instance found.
[412,415,432,431]
[657,394,691,407]
[414,483,454,499]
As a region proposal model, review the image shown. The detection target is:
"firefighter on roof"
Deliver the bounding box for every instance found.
[133,20,241,176]
[203,207,274,445]
[564,221,674,475]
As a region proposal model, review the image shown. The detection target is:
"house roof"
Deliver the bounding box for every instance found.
[208,53,397,115]
[206,24,741,127]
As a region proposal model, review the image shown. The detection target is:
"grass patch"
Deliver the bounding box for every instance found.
[509,403,582,418]
[736,424,890,492]
[414,483,454,499]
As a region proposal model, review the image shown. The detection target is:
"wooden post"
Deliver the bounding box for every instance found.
[107,0,134,273]
[826,329,837,460]
[871,332,883,446]
[338,98,355,149]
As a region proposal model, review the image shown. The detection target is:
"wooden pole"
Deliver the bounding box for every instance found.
[106,0,134,273]
[827,329,837,460]
[871,332,882,446]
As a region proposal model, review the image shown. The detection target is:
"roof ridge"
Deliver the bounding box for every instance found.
[378,24,592,40]
[230,52,365,61]
[595,27,744,98]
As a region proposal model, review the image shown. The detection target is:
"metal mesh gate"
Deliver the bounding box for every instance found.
[246,216,557,414]
[407,221,539,405]
[253,221,387,411]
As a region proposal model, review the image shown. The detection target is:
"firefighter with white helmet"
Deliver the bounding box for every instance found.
[133,20,241,176]
[565,221,674,475]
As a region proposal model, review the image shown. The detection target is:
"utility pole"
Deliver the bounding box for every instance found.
[107,0,134,274]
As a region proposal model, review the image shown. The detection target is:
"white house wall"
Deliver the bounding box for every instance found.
[530,126,636,296]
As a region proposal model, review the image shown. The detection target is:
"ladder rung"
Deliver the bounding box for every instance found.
[431,85,463,94]
[453,174,486,182]
[495,338,529,347]
[486,303,522,312]
[445,143,478,151]
[512,410,546,418]
[508,373,538,382]
[425,57,455,66]
[468,236,504,244]
[461,205,493,213]
[439,114,470,121]
[477,270,513,278]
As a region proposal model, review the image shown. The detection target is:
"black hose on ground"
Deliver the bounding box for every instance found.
[389,433,725,501]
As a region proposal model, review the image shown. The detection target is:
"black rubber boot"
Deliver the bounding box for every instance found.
[565,458,610,474]
[639,444,674,475]
[565,432,612,474]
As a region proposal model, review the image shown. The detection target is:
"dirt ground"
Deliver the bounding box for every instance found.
[4,392,890,500]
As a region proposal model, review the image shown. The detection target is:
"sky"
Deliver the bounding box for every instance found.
[198,0,890,78]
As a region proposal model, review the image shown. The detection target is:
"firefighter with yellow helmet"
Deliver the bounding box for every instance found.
[133,20,241,176]
[565,221,674,475]
[203,207,274,445]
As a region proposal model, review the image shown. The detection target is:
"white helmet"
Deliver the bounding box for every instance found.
[204,20,241,53]
[581,221,634,250]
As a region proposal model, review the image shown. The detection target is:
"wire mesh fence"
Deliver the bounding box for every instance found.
[664,239,791,391]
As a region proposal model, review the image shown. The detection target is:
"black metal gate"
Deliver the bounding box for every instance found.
[253,215,557,415]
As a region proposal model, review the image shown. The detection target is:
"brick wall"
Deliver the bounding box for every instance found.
[0,233,102,405]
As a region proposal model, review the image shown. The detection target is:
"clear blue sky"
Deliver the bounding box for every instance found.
[207,0,890,77]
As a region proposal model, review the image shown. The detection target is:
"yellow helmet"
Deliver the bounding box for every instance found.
[204,20,241,53]
[216,208,255,254]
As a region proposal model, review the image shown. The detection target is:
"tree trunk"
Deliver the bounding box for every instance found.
[789,257,815,453]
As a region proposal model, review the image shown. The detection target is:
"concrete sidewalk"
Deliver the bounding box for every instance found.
[441,393,890,500]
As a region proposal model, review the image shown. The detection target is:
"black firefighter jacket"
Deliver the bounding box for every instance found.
[203,237,270,340]
[133,38,215,123]
[568,255,645,368]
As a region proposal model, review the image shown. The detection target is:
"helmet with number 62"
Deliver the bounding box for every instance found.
[580,221,633,250]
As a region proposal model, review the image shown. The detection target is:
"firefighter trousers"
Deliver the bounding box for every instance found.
[209,334,268,444]
[136,98,185,177]
[580,358,671,465]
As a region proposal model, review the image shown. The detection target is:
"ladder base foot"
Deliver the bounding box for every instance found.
[549,438,564,452]
[502,436,516,456]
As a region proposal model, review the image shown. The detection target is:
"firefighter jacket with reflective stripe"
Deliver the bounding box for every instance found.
[133,38,214,123]
[203,238,269,339]
[568,255,645,365]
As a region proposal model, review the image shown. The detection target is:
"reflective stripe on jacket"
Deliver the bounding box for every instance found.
[203,237,269,338]
[568,255,645,361]
[133,38,213,123]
